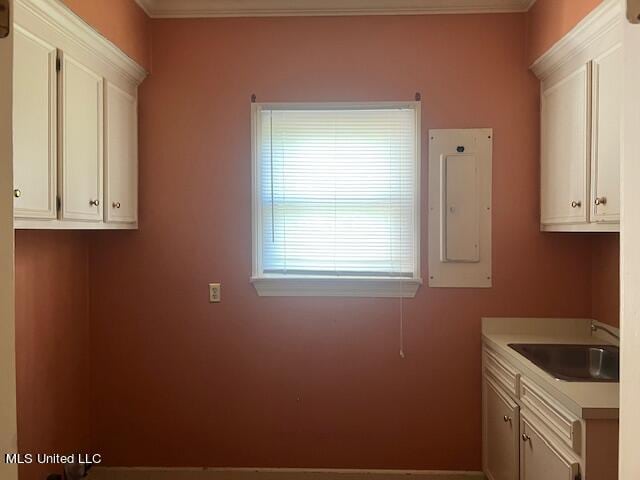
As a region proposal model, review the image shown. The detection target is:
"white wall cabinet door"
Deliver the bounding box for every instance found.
[13,26,57,219]
[591,44,622,223]
[59,53,103,222]
[520,413,580,480]
[105,83,138,224]
[541,63,590,226]
[483,377,519,480]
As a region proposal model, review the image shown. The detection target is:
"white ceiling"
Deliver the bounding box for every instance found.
[135,0,538,18]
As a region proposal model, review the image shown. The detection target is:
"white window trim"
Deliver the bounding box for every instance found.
[250,101,422,298]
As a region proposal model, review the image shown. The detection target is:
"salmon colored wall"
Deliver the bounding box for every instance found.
[525,0,620,328]
[61,0,152,70]
[526,0,604,65]
[87,14,594,470]
[592,235,620,327]
[13,4,151,480]
[15,231,91,480]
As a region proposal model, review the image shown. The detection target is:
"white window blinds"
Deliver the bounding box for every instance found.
[253,103,420,284]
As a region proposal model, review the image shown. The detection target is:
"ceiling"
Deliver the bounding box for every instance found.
[135,0,538,18]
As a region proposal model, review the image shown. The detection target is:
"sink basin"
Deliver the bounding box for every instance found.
[508,343,619,382]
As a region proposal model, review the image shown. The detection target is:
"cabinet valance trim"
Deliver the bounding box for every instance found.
[16,0,147,85]
[530,0,622,80]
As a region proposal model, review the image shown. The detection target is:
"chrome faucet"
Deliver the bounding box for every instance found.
[591,321,620,341]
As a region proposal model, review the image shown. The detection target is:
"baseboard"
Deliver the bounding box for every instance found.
[90,467,486,480]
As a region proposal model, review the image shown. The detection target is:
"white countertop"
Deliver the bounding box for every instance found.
[482,317,619,420]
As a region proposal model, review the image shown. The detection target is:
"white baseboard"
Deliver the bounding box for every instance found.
[90,467,486,480]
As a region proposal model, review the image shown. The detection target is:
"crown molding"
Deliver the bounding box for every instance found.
[530,0,622,79]
[134,0,534,18]
[16,0,147,84]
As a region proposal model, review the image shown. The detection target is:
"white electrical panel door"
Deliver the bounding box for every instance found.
[540,64,590,226]
[59,53,104,222]
[13,26,57,219]
[428,129,492,288]
[442,154,480,263]
[105,82,138,224]
[591,44,622,223]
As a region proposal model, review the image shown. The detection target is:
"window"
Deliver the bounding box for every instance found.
[251,102,421,297]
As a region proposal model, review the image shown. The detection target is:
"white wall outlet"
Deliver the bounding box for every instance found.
[208,283,221,303]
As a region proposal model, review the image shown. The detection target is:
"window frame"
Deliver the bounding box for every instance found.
[250,101,422,298]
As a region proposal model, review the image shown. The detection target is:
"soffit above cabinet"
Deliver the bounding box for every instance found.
[134,0,537,18]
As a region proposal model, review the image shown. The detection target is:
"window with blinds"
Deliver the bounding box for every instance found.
[251,103,421,297]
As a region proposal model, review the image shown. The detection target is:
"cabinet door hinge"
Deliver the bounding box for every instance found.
[56,196,61,212]
[575,473,582,480]
[56,57,61,72]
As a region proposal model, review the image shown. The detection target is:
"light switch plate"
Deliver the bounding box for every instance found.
[209,283,221,303]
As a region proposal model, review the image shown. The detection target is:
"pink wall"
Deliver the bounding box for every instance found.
[14,3,151,480]
[525,0,620,328]
[15,231,91,480]
[87,14,595,470]
[592,235,620,327]
[62,0,152,70]
[526,0,604,65]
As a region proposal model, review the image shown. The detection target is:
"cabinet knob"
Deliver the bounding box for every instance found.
[112,201,121,209]
[521,433,530,442]
[13,189,21,198]
[595,197,607,206]
[89,199,100,207]
[503,415,512,423]
[571,201,582,208]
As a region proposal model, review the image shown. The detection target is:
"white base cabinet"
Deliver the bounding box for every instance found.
[12,0,146,230]
[482,343,618,480]
[520,411,580,480]
[483,377,520,480]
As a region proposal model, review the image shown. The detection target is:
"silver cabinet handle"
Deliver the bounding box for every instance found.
[571,201,582,208]
[89,199,100,207]
[522,433,530,442]
[13,188,21,198]
[595,197,607,206]
[503,415,511,423]
[112,201,121,209]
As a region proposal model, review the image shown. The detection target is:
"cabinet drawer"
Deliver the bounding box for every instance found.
[483,346,520,398]
[520,377,581,453]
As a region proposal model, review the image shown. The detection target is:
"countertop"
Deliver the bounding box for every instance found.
[482,317,619,420]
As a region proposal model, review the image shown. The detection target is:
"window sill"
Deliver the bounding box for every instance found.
[250,276,422,298]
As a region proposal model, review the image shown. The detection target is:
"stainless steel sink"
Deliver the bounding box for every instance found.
[508,343,619,382]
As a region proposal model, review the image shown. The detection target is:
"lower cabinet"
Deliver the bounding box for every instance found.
[483,343,619,480]
[483,376,520,480]
[520,411,580,480]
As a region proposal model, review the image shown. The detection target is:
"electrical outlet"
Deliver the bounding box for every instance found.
[209,283,221,303]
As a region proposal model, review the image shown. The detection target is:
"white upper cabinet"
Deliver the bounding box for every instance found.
[13,26,57,219]
[540,64,590,226]
[532,0,622,233]
[59,53,104,222]
[12,0,146,230]
[591,44,622,223]
[105,83,138,224]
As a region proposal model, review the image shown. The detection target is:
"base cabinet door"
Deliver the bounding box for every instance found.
[484,377,519,480]
[520,413,580,480]
[105,82,138,224]
[59,53,103,222]
[13,26,57,219]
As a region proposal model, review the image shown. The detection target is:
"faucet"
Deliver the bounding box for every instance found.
[591,321,620,341]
